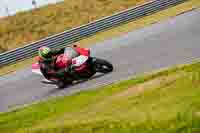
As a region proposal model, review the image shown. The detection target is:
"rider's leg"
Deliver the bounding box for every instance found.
[48,69,65,82]
[65,66,79,80]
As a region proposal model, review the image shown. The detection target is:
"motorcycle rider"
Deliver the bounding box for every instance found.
[38,44,81,82]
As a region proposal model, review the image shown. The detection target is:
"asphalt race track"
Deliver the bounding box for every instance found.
[0,9,200,112]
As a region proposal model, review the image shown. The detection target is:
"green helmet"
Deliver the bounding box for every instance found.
[38,46,51,60]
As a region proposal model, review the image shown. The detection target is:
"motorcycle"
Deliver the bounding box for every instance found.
[32,46,113,88]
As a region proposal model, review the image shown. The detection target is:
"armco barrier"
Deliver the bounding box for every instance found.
[0,0,187,66]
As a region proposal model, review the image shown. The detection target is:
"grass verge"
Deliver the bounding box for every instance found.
[0,0,199,76]
[1,61,200,132]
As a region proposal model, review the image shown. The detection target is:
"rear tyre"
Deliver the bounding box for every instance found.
[94,58,113,73]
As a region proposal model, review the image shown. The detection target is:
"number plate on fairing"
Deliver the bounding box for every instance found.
[72,55,88,67]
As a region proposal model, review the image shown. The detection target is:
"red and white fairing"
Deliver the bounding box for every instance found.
[31,46,90,77]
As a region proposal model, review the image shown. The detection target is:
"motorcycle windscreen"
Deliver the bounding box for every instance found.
[64,47,80,59]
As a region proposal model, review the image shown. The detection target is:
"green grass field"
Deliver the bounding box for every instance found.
[0,0,148,53]
[1,61,200,133]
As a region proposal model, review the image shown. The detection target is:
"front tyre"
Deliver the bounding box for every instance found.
[94,58,113,73]
[56,79,73,89]
[56,81,65,89]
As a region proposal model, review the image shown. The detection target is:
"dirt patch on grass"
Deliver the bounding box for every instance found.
[94,71,185,109]
[113,73,182,98]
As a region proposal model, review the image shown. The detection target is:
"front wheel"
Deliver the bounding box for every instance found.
[56,78,73,89]
[56,80,65,89]
[93,58,113,73]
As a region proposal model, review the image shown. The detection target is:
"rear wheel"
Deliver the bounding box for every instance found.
[94,58,113,73]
